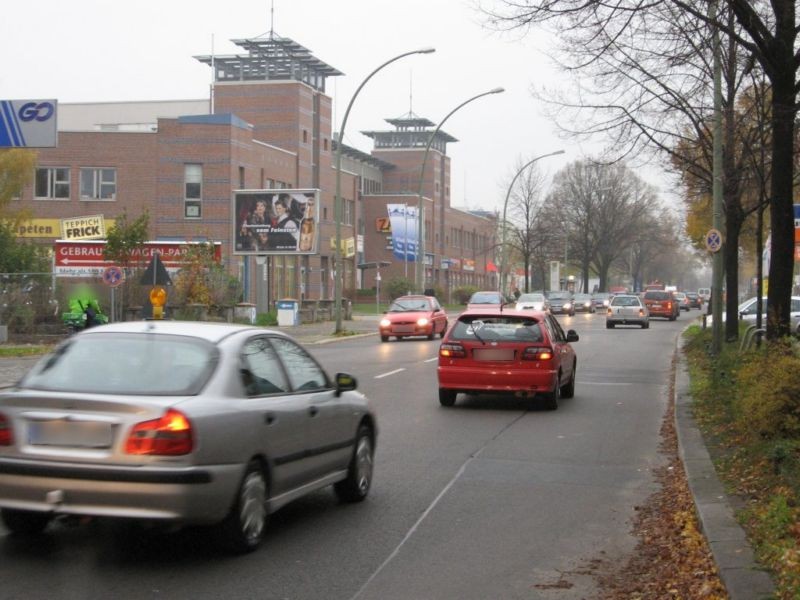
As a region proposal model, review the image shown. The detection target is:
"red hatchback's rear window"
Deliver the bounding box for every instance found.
[449,316,544,342]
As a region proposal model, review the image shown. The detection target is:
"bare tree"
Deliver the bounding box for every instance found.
[481,0,798,339]
[547,160,659,292]
[504,163,557,292]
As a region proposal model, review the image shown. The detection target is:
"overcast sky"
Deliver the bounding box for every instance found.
[1,0,666,212]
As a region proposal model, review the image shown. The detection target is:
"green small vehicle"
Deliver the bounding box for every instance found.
[62,298,108,333]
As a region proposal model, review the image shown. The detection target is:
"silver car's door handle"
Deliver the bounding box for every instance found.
[308,406,319,417]
[264,413,276,425]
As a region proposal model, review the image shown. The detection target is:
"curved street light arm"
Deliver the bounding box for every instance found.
[414,87,505,292]
[499,149,566,293]
[333,47,435,332]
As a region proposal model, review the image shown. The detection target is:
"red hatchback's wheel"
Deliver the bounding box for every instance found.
[542,377,560,410]
[439,389,457,407]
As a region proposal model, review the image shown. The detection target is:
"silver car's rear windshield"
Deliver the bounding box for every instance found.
[450,316,544,342]
[20,333,219,395]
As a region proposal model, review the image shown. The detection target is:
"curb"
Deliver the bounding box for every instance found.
[674,336,775,599]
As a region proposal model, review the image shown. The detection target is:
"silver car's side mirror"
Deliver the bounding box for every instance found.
[335,372,358,396]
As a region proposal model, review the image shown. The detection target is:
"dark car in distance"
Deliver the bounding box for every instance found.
[685,292,702,309]
[547,291,575,316]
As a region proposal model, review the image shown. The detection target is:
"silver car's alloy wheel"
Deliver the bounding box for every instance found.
[218,461,268,553]
[334,425,374,502]
[354,435,373,495]
[239,470,267,544]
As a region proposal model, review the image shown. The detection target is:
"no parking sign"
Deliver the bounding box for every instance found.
[102,265,124,287]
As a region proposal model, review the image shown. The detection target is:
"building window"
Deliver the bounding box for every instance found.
[344,199,355,226]
[303,130,308,143]
[323,138,328,151]
[34,167,70,199]
[239,166,245,189]
[184,164,202,219]
[80,168,116,200]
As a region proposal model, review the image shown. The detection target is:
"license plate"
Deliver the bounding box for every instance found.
[28,419,114,449]
[394,325,414,333]
[651,303,661,308]
[473,348,515,361]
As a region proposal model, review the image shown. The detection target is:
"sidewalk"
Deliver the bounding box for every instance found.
[278,313,379,345]
[674,337,774,599]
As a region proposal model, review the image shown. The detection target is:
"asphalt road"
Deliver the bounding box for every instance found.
[0,310,698,599]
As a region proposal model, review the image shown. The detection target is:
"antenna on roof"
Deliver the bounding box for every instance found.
[409,69,413,114]
[269,0,275,38]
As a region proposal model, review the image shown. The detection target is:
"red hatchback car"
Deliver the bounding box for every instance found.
[437,308,579,410]
[379,295,448,342]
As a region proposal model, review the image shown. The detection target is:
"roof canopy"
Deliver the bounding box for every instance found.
[195,32,342,92]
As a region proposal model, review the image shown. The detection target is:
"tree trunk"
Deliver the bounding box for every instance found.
[723,210,742,342]
[766,75,796,339]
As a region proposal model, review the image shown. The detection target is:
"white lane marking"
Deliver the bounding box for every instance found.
[374,368,405,379]
[350,412,527,600]
[424,357,438,363]
[351,457,471,599]
[579,381,633,386]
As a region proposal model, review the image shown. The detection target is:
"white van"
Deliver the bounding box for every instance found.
[698,288,711,302]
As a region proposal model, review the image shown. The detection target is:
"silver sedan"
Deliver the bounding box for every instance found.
[606,294,649,329]
[0,321,376,553]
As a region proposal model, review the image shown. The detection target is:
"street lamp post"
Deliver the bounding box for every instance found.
[498,150,565,293]
[414,87,505,293]
[334,47,435,333]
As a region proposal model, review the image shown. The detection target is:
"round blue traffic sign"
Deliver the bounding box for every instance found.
[102,265,125,287]
[705,228,723,253]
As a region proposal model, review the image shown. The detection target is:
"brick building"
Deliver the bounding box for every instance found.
[8,32,497,307]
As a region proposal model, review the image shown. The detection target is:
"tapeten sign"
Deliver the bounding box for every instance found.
[54,240,221,277]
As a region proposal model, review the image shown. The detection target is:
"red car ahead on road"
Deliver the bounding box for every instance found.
[437,308,579,410]
[379,295,448,342]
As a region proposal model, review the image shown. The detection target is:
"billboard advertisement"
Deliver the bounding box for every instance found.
[233,189,319,255]
[0,100,58,148]
[387,204,418,262]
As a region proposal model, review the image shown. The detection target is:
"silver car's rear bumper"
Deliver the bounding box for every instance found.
[0,457,242,523]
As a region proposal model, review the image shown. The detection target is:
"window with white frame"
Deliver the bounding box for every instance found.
[80,168,116,200]
[184,164,202,219]
[34,167,70,199]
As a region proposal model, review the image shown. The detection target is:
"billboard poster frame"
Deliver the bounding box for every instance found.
[232,189,320,256]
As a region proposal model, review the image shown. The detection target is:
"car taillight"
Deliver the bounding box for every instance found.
[522,347,553,361]
[666,302,672,309]
[640,309,645,316]
[125,408,193,456]
[0,413,13,446]
[607,308,612,315]
[440,343,466,358]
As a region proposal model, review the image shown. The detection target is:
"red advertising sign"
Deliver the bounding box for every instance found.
[54,240,222,277]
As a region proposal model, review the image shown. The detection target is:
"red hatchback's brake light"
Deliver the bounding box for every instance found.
[440,343,466,359]
[125,409,193,456]
[522,347,553,361]
[0,413,13,446]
